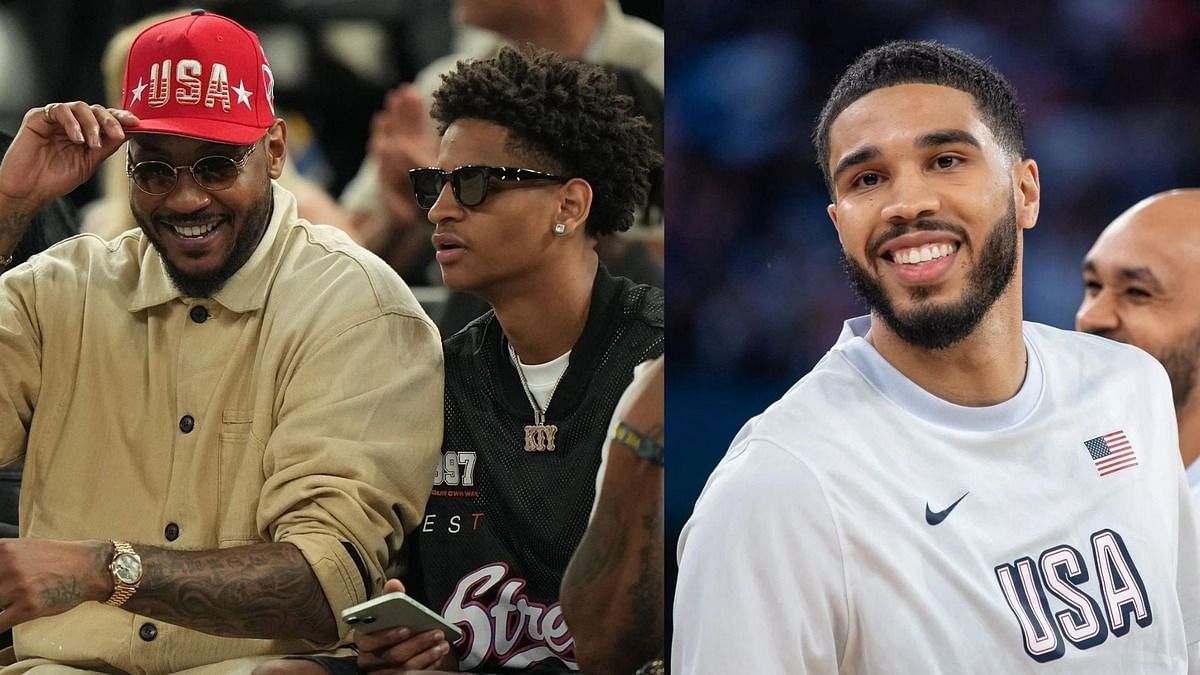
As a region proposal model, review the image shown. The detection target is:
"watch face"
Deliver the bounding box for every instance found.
[113,553,142,584]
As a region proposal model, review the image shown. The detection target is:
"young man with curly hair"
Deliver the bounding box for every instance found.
[257,46,664,675]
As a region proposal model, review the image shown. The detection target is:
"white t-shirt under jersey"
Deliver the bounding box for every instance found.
[674,317,1200,674]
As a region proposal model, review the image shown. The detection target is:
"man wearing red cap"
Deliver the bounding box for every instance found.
[0,10,443,673]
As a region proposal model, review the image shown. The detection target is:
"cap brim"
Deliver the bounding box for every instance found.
[128,117,268,145]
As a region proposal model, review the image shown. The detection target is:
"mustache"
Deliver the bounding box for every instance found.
[868,219,969,258]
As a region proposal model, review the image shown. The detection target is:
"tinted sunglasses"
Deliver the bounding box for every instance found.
[409,165,568,209]
[126,144,257,196]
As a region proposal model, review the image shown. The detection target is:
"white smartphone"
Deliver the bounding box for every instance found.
[340,592,463,641]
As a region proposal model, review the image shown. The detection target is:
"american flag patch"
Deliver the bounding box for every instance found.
[1084,430,1137,477]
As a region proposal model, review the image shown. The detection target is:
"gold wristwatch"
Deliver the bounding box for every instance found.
[105,540,143,607]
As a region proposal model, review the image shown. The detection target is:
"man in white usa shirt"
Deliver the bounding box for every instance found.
[674,40,1200,673]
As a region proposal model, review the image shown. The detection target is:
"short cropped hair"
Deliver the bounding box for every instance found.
[813,40,1026,198]
[430,47,659,237]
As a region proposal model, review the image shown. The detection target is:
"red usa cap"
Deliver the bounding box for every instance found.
[122,10,276,144]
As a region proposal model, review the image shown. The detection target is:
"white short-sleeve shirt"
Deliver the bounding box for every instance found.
[674,317,1200,673]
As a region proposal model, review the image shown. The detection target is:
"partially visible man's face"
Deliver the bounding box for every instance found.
[128,124,284,298]
[1077,191,1200,408]
[825,83,1037,350]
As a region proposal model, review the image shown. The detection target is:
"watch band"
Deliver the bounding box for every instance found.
[105,540,141,607]
[105,581,138,607]
[613,422,664,466]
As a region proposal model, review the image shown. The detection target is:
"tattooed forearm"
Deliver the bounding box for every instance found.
[124,542,337,642]
[560,451,664,674]
[0,209,32,257]
[564,502,626,586]
[621,507,664,659]
[566,425,665,588]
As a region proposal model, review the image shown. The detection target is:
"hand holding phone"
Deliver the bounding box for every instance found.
[341,591,463,642]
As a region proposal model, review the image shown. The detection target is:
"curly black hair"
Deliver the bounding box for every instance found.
[813,40,1026,199]
[430,46,659,237]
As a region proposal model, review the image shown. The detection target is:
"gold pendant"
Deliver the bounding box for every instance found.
[523,423,558,452]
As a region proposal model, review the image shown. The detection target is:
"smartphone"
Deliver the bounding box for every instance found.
[340,592,463,641]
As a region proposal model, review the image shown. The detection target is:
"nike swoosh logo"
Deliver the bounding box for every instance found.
[925,492,969,526]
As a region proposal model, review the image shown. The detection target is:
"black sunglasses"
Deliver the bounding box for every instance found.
[126,145,257,196]
[409,165,568,209]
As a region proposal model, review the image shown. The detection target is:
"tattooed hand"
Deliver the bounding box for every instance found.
[0,539,111,632]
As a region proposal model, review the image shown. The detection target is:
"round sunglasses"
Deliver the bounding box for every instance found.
[409,165,568,209]
[126,145,257,196]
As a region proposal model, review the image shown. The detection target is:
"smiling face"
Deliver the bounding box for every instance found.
[1077,191,1200,408]
[826,83,1039,350]
[426,118,578,298]
[128,123,285,297]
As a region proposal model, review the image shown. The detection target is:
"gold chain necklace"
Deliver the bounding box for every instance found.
[509,343,567,452]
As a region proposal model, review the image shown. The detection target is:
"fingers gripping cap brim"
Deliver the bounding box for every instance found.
[122,12,276,145]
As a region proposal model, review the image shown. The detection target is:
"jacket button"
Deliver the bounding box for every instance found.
[179,415,194,433]
[139,622,157,641]
[164,522,180,541]
[189,306,209,323]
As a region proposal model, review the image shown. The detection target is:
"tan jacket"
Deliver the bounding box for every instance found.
[0,184,443,674]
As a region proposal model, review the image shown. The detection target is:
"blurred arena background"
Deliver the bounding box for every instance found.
[667,0,1200,645]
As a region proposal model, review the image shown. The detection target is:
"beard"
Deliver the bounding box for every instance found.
[842,198,1019,351]
[1153,326,1200,409]
[132,185,273,298]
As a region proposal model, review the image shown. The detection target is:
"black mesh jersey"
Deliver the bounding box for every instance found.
[408,267,663,673]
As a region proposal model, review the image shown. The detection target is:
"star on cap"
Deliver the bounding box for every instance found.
[233,80,253,109]
[131,78,147,103]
